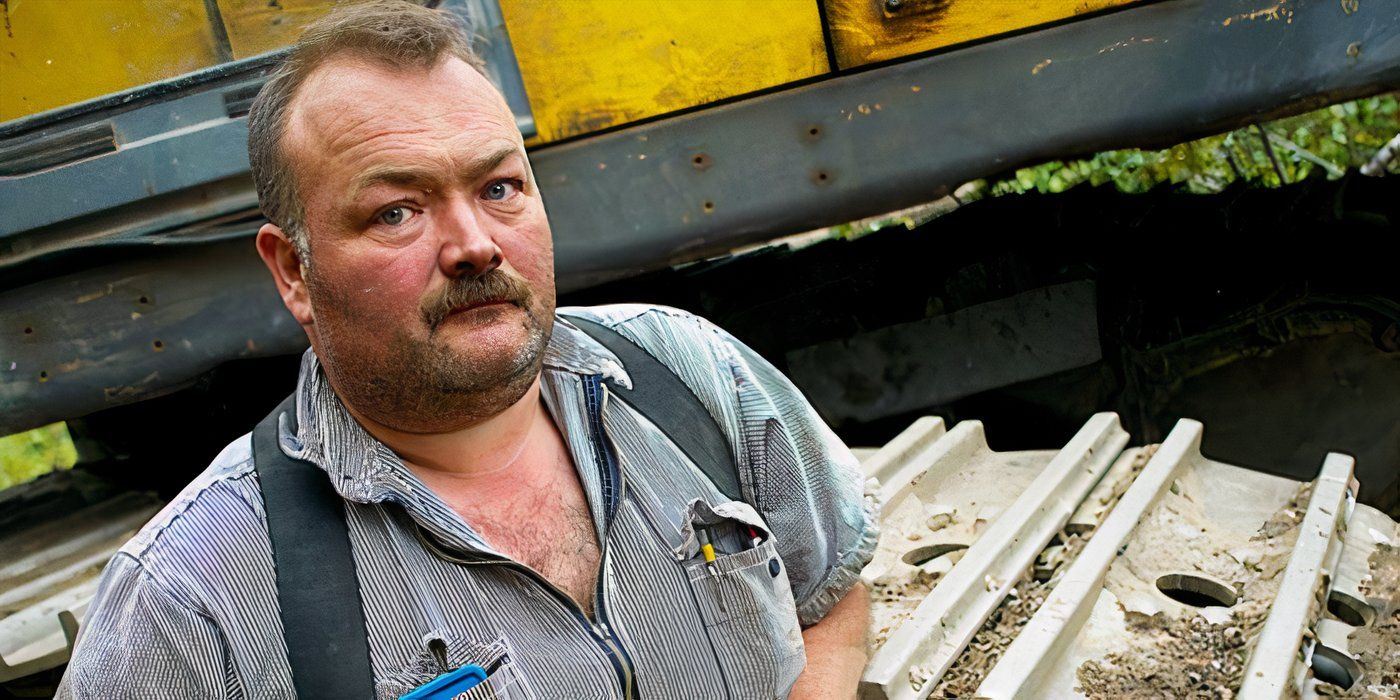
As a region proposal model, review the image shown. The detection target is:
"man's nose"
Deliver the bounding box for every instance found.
[438,201,503,278]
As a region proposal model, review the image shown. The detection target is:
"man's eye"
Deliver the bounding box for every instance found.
[484,179,522,201]
[378,206,416,226]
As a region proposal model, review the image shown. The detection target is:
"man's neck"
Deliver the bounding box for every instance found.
[341,376,550,488]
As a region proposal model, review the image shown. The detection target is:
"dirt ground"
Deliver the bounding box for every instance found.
[923,446,1160,696]
[1317,543,1400,698]
[870,567,941,649]
[1073,483,1313,699]
[928,531,1091,697]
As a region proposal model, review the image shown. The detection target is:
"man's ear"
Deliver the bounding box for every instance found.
[255,223,314,327]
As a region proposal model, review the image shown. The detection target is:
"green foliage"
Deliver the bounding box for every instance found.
[822,95,1398,242]
[0,422,78,491]
[985,93,1399,197]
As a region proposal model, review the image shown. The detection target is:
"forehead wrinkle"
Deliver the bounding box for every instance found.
[348,145,522,202]
[349,161,448,201]
[455,145,523,183]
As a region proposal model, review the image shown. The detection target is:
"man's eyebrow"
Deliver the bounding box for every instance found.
[348,146,523,200]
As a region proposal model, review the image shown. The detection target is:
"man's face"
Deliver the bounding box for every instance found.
[280,55,555,433]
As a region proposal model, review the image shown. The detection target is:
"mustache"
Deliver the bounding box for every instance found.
[420,269,534,330]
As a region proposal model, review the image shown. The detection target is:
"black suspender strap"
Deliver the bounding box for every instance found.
[563,314,743,503]
[253,394,375,699]
[254,314,740,698]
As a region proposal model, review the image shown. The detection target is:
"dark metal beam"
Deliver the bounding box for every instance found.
[537,0,1400,290]
[1,238,306,434]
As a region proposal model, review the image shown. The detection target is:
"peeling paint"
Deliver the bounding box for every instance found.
[75,285,114,304]
[1098,36,1161,54]
[1032,58,1053,75]
[1222,1,1294,27]
[54,359,86,374]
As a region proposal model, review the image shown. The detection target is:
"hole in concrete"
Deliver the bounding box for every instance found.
[702,201,714,213]
[23,326,34,334]
[903,543,968,566]
[1311,643,1362,690]
[1327,590,1376,627]
[1155,573,1238,608]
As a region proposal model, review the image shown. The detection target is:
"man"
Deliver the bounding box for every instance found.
[58,1,876,697]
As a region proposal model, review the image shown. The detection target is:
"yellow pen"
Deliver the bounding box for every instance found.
[697,527,718,576]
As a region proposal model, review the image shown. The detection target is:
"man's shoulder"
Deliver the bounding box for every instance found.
[119,432,269,572]
[559,303,739,367]
[559,303,710,333]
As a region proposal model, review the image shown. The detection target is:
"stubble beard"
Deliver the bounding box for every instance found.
[309,271,556,434]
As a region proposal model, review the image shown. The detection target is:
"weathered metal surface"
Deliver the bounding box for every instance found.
[539,0,1400,291]
[785,281,1100,426]
[0,0,223,122]
[0,0,533,246]
[861,414,1398,698]
[499,0,829,143]
[0,236,307,435]
[821,0,1142,70]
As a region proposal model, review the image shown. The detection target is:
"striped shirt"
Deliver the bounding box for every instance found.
[56,304,878,699]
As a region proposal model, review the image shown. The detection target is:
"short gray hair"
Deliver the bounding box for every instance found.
[246,0,485,262]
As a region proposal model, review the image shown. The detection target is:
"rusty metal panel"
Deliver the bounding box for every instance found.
[822,0,1144,70]
[214,0,336,59]
[0,0,223,121]
[0,236,308,434]
[499,0,830,142]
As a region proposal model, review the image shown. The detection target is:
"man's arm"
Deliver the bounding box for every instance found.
[790,582,871,700]
[57,553,233,699]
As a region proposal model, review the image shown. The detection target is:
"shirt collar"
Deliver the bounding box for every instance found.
[542,312,632,389]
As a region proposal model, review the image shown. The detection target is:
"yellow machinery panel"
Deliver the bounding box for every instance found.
[500,0,829,143]
[823,0,1143,69]
[215,0,335,59]
[0,0,222,121]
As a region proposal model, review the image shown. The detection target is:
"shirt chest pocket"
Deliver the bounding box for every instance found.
[677,500,807,699]
[376,636,537,700]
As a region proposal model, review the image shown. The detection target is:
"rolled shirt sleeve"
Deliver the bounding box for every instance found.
[57,553,233,699]
[713,320,881,627]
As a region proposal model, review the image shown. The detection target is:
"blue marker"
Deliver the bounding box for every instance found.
[399,663,488,700]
